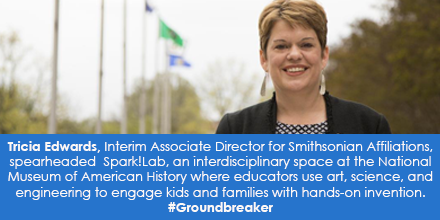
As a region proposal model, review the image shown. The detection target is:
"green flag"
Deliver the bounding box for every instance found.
[159,19,184,47]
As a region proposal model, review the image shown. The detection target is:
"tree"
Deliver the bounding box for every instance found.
[326,0,440,133]
[123,74,211,134]
[0,31,27,87]
[0,31,88,134]
[197,59,259,121]
[0,31,47,134]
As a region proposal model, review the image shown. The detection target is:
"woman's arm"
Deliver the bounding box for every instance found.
[377,115,392,134]
[216,114,231,134]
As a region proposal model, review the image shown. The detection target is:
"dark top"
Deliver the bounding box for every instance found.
[216,92,391,134]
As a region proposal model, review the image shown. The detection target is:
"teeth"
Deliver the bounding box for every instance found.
[286,67,305,72]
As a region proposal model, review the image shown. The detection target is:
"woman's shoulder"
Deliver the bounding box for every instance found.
[328,94,391,134]
[329,95,380,115]
[215,99,274,134]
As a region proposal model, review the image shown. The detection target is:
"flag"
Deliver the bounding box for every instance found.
[146,1,153,12]
[160,19,184,47]
[169,54,191,67]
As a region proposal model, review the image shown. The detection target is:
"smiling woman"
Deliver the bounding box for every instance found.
[216,0,391,134]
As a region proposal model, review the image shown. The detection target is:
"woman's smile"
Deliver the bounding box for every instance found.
[283,65,309,76]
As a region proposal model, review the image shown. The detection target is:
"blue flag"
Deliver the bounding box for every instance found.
[169,54,191,67]
[146,1,153,12]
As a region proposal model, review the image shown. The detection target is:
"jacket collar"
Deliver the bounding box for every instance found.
[266,92,335,134]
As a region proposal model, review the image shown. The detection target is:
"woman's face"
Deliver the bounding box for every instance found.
[260,20,329,95]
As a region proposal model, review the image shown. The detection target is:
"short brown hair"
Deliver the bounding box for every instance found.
[259,0,328,57]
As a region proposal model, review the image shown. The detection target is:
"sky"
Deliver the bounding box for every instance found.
[0,0,387,121]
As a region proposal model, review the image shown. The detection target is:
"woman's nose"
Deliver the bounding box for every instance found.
[287,46,302,61]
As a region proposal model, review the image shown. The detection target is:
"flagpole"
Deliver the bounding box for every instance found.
[161,42,169,134]
[139,0,147,134]
[121,0,128,134]
[167,61,172,134]
[153,17,160,134]
[156,17,185,134]
[49,0,59,134]
[152,63,160,134]
[96,0,105,134]
[166,45,172,134]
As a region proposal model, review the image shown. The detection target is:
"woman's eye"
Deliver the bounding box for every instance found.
[302,43,313,48]
[275,45,287,49]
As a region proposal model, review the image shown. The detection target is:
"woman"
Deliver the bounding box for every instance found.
[216,0,391,134]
